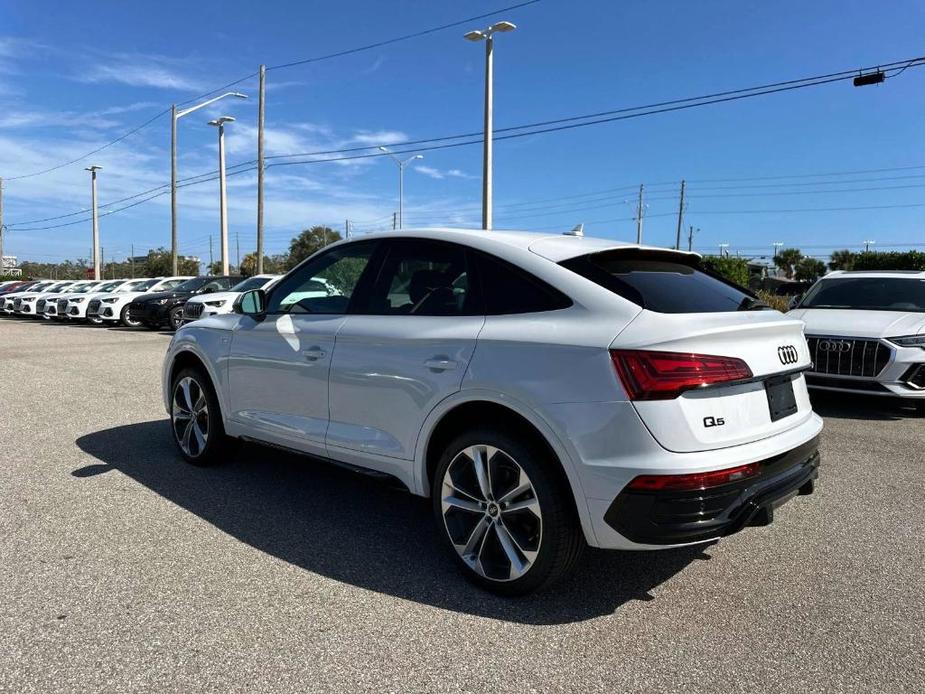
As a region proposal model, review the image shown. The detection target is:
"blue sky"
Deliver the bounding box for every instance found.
[1,0,924,267]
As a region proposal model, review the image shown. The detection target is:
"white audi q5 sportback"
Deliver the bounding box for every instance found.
[162,229,822,594]
[789,270,925,402]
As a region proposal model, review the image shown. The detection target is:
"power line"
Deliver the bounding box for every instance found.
[266,0,543,71]
[9,53,925,230]
[690,202,925,215]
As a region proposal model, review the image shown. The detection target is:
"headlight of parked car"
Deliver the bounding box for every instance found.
[888,335,925,348]
[155,298,171,305]
[204,300,226,307]
[23,296,36,302]
[70,297,85,303]
[102,297,118,303]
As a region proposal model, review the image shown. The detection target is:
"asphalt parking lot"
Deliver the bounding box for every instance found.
[1,318,923,693]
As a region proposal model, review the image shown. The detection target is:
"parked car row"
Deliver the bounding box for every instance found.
[0,274,280,330]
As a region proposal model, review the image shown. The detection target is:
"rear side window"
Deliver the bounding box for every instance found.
[474,251,572,315]
[561,250,756,313]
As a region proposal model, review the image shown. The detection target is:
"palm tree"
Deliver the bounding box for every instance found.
[828,249,856,271]
[773,248,804,279]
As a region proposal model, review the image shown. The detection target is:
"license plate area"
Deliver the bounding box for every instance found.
[765,374,798,422]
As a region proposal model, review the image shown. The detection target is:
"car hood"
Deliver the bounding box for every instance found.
[789,308,925,338]
[186,290,239,305]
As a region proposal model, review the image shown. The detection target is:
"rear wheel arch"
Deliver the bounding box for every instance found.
[422,400,581,517]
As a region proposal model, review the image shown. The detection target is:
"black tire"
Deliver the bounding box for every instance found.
[169,367,231,466]
[120,305,142,328]
[167,306,184,331]
[432,426,584,596]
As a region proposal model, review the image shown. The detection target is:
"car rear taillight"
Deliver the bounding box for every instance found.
[626,463,759,492]
[610,349,752,401]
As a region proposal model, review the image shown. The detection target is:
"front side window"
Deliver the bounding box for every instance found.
[268,241,377,314]
[799,277,925,312]
[363,239,475,316]
[561,250,759,314]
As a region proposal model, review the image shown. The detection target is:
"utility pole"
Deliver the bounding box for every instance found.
[170,104,178,276]
[85,165,102,280]
[131,243,135,279]
[101,246,105,279]
[719,243,730,257]
[256,64,266,275]
[687,225,697,252]
[863,239,875,252]
[0,177,4,276]
[675,179,686,250]
[392,212,397,231]
[635,184,645,244]
[345,219,350,239]
[209,236,214,273]
[235,230,240,273]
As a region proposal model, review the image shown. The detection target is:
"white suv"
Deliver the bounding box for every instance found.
[789,270,925,400]
[162,229,822,594]
[181,274,282,323]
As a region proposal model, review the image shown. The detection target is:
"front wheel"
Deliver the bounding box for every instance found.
[120,305,142,328]
[87,315,103,325]
[167,306,184,331]
[432,427,584,595]
[170,368,229,465]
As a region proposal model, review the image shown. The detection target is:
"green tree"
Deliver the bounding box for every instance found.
[700,256,749,287]
[828,249,856,271]
[773,248,804,279]
[287,226,341,269]
[795,257,826,281]
[144,248,199,276]
[239,253,289,277]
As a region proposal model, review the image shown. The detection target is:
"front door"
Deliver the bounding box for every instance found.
[226,240,380,455]
[327,238,484,461]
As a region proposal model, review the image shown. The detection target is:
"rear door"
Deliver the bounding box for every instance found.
[327,238,484,460]
[560,249,813,453]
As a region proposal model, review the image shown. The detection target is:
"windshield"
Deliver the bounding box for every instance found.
[231,276,273,292]
[96,281,124,292]
[799,277,925,312]
[69,284,97,294]
[121,280,151,292]
[169,277,209,292]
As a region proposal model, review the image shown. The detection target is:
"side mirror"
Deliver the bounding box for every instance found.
[234,288,267,317]
[788,294,803,310]
[201,286,216,294]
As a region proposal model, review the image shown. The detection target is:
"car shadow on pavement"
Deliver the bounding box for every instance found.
[75,420,706,625]
[809,390,920,421]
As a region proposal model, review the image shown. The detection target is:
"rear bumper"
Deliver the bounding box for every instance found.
[602,436,819,545]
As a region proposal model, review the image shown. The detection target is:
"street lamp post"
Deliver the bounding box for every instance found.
[378,147,422,229]
[171,92,247,274]
[85,165,102,280]
[465,20,516,230]
[208,117,235,276]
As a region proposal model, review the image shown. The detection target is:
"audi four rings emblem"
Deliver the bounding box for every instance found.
[818,339,851,353]
[777,345,799,365]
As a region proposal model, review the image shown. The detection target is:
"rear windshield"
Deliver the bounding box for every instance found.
[560,250,762,313]
[799,277,925,312]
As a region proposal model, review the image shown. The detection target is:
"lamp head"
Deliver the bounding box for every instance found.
[208,116,236,127]
[85,165,103,172]
[489,21,517,33]
[464,30,486,41]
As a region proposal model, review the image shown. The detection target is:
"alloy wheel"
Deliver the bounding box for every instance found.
[172,377,210,458]
[440,445,543,582]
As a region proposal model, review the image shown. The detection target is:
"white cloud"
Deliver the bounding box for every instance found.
[414,165,475,180]
[350,130,408,146]
[76,52,207,91]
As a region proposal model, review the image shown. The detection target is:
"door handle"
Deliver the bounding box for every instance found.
[303,347,327,361]
[424,358,458,371]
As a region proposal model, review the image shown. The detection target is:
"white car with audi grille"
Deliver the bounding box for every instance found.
[162,229,822,595]
[181,274,281,324]
[95,276,192,327]
[789,270,925,402]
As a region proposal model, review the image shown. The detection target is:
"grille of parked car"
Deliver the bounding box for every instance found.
[88,299,101,315]
[184,302,204,319]
[806,336,891,378]
[57,298,69,313]
[13,298,22,310]
[36,299,46,312]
